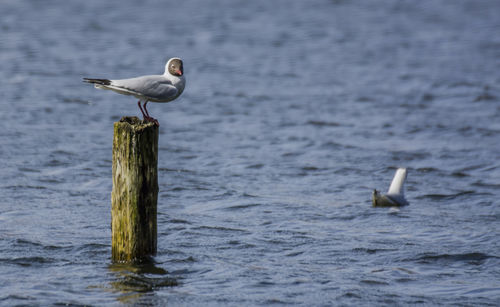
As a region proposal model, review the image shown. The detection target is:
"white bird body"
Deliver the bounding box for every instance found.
[84,57,185,126]
[95,73,185,103]
[372,168,409,207]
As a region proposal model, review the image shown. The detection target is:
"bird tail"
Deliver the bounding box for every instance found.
[83,78,111,86]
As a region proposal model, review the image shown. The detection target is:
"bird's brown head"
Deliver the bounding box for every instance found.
[167,58,183,76]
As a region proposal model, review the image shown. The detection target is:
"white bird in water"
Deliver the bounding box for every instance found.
[372,168,409,207]
[83,57,185,126]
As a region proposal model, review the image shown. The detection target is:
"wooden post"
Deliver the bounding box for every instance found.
[111,116,158,262]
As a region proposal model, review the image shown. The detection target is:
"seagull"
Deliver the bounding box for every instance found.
[83,57,185,126]
[372,168,410,207]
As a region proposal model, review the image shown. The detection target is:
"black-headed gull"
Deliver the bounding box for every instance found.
[372,168,410,207]
[83,57,185,126]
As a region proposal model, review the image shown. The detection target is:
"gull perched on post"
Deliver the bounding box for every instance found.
[372,168,410,207]
[83,57,185,126]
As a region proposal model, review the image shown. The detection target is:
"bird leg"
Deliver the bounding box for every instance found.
[143,101,151,118]
[137,100,147,119]
[139,101,159,126]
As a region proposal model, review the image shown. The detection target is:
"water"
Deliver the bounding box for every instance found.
[1,0,499,305]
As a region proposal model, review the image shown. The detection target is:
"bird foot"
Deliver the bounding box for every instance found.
[143,116,160,127]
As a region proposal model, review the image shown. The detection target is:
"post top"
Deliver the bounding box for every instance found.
[115,116,157,131]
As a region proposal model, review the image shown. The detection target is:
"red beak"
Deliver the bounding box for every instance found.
[176,69,183,76]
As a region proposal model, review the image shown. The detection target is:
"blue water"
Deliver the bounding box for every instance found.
[1,0,499,305]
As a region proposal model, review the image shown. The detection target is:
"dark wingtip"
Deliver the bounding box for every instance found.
[83,78,111,85]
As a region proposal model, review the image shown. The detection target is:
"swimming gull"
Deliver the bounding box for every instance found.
[372,168,410,207]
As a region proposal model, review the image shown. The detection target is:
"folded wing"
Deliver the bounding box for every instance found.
[108,76,179,102]
[387,168,407,196]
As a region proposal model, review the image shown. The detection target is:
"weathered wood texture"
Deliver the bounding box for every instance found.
[111,116,158,262]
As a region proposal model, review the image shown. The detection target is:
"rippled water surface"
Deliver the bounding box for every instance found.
[1,0,500,305]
